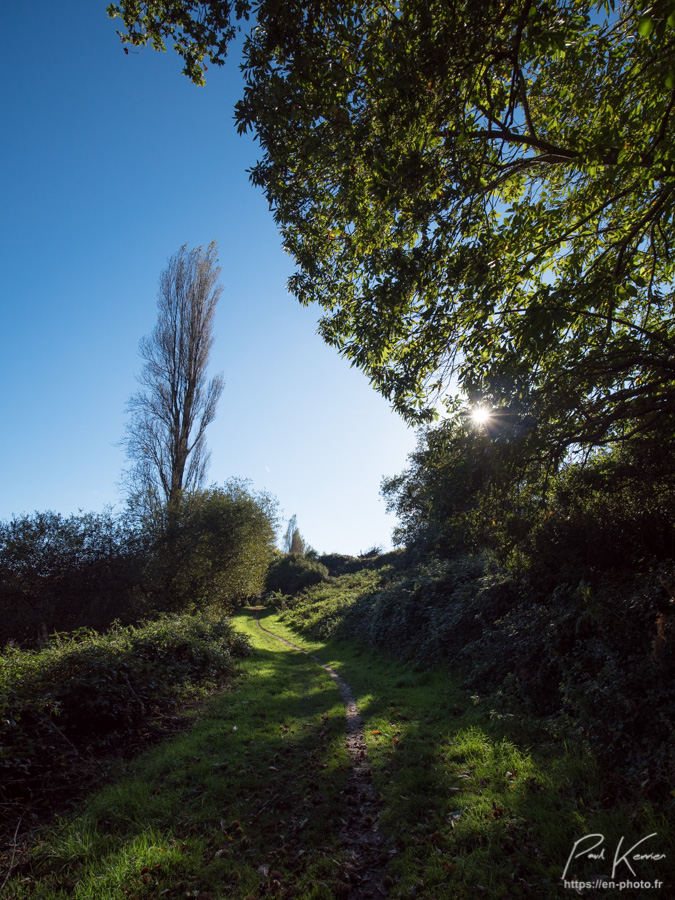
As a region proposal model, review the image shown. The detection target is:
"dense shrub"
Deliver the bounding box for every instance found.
[0,612,250,801]
[280,556,504,655]
[383,422,675,576]
[0,510,142,646]
[0,480,278,646]
[529,440,675,578]
[319,549,404,577]
[276,567,387,636]
[279,554,675,784]
[461,568,675,784]
[381,418,545,564]
[137,480,278,615]
[265,554,328,595]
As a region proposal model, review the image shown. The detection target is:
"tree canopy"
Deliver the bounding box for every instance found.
[109,0,675,461]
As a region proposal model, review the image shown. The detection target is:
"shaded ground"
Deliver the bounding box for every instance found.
[1,608,370,898]
[3,608,672,898]
[256,613,390,898]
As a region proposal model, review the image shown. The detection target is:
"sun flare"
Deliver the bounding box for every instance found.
[471,406,492,426]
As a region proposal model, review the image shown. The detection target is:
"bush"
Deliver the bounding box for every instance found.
[0,480,279,646]
[0,510,142,647]
[137,480,278,615]
[529,440,675,578]
[0,612,251,803]
[277,567,387,637]
[282,555,496,655]
[319,549,404,577]
[265,554,328,595]
[278,553,675,785]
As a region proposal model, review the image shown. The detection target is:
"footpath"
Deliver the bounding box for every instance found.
[254,613,390,898]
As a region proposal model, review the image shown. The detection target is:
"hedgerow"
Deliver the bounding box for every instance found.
[265,554,329,595]
[276,567,388,638]
[0,613,250,816]
[0,482,278,648]
[279,556,675,791]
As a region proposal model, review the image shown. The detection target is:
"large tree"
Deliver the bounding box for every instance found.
[124,241,224,507]
[109,1,675,461]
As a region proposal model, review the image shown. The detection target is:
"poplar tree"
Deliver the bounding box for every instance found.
[124,242,224,508]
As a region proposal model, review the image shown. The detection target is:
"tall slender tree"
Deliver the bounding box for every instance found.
[282,514,298,554]
[124,242,224,509]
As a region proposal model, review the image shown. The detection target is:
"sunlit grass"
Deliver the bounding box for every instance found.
[265,611,673,897]
[5,608,672,898]
[3,610,351,899]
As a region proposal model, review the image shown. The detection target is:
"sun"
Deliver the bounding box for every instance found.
[470,406,492,426]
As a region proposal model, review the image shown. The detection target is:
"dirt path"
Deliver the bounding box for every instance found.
[256,616,390,898]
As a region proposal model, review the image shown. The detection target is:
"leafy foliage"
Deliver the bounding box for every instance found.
[529,436,675,577]
[382,414,540,561]
[279,555,675,783]
[110,0,675,461]
[276,567,387,637]
[0,612,250,811]
[265,553,328,596]
[237,0,675,455]
[281,513,305,555]
[319,549,404,577]
[137,480,279,615]
[0,481,277,647]
[383,415,675,575]
[0,510,142,646]
[107,0,248,85]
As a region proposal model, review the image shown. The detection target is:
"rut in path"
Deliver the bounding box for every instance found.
[256,616,391,898]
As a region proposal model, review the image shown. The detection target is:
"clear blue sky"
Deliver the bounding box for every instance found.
[0,0,418,555]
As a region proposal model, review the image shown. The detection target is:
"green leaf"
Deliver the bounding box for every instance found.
[638,17,654,38]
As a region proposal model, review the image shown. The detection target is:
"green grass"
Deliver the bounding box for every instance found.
[274,567,387,639]
[2,610,352,899]
[265,613,674,897]
[4,607,673,898]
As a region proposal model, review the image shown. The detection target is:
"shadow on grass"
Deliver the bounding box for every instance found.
[14,609,672,900]
[6,610,356,900]
[262,617,674,898]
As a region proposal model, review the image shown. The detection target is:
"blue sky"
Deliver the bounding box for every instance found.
[0,1,418,555]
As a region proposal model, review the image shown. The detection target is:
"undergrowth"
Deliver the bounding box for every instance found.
[277,558,675,799]
[0,613,250,851]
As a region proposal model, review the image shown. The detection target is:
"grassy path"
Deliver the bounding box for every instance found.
[253,613,672,898]
[4,609,355,899]
[3,608,672,899]
[254,612,388,898]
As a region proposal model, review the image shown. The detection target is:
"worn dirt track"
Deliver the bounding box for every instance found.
[256,616,391,898]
